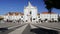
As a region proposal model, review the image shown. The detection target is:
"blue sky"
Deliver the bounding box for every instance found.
[0,0,60,15]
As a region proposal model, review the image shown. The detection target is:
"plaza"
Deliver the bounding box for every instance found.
[0,1,60,34]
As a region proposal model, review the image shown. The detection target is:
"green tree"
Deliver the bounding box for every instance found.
[44,0,60,13]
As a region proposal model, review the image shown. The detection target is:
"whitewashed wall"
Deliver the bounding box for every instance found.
[40,14,58,21]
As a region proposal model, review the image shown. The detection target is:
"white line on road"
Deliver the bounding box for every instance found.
[9,24,28,34]
[32,24,60,31]
[8,23,26,29]
[30,24,38,29]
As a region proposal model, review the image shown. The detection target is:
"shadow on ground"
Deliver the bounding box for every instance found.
[30,28,59,34]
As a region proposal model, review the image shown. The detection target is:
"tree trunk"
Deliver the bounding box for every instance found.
[48,9,52,22]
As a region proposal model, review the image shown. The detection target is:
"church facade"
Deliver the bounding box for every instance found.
[0,2,59,23]
[24,2,38,22]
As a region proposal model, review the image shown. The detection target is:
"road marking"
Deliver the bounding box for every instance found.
[9,24,28,34]
[33,24,60,31]
[8,23,26,29]
[30,24,37,29]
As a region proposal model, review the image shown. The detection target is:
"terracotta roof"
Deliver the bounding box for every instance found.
[5,12,24,16]
[42,12,55,14]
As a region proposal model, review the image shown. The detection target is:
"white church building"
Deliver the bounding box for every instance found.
[0,2,59,23]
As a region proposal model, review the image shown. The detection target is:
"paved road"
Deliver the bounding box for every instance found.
[0,23,26,34]
[22,23,58,34]
[32,23,60,31]
[0,23,38,34]
[22,24,36,34]
[0,22,22,28]
[9,24,28,34]
[0,23,59,34]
